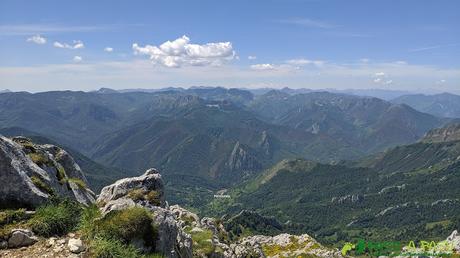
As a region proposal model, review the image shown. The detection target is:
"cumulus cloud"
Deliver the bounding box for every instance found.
[26,34,47,44]
[73,56,82,62]
[104,47,114,52]
[373,72,393,85]
[132,35,236,68]
[250,64,276,70]
[248,55,257,60]
[54,40,84,49]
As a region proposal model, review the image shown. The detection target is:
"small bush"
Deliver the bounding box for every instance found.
[0,208,27,225]
[68,177,87,189]
[29,198,82,237]
[95,207,157,248]
[31,175,54,195]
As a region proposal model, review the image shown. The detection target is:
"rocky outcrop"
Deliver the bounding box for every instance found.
[97,169,192,258]
[227,142,262,172]
[0,136,95,208]
[421,123,460,143]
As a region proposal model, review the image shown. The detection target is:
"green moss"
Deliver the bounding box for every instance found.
[29,198,82,237]
[31,175,54,195]
[95,207,157,248]
[127,189,161,206]
[68,177,87,189]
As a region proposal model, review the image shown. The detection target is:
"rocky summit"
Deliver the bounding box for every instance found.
[0,136,95,208]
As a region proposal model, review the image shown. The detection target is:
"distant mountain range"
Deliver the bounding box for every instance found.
[392,93,460,118]
[0,87,455,206]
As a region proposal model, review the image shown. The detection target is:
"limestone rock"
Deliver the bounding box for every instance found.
[97,168,165,208]
[7,229,38,248]
[67,238,84,253]
[0,136,95,208]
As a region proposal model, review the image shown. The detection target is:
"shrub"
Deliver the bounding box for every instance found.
[29,198,82,237]
[31,175,54,195]
[68,177,87,189]
[95,207,157,248]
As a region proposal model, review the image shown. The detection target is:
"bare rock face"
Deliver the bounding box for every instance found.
[0,136,95,208]
[421,123,460,143]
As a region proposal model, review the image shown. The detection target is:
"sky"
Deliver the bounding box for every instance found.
[0,0,459,93]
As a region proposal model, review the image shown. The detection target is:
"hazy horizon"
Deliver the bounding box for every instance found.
[1,0,459,93]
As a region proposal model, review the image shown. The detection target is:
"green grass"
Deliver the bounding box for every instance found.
[28,152,49,166]
[0,208,27,225]
[94,207,157,248]
[29,198,82,237]
[56,164,67,183]
[79,204,102,240]
[68,177,87,189]
[127,189,161,206]
[188,228,214,255]
[30,175,54,195]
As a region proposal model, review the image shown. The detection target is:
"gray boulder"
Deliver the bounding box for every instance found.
[0,136,95,208]
[7,229,38,248]
[97,168,165,208]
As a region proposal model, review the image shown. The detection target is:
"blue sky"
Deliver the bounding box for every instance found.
[0,0,459,93]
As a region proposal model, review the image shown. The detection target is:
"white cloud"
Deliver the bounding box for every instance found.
[132,35,236,68]
[73,56,82,62]
[26,35,47,44]
[248,55,257,60]
[53,40,84,49]
[104,47,114,52]
[285,58,324,67]
[374,72,385,77]
[250,64,276,70]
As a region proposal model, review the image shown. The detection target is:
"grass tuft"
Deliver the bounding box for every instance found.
[29,198,82,237]
[31,175,54,195]
[68,177,87,189]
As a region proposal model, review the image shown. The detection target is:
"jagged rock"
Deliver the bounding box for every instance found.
[170,204,200,227]
[67,238,84,253]
[227,142,262,172]
[100,197,138,216]
[447,230,460,252]
[0,136,95,208]
[97,168,165,208]
[7,229,38,248]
